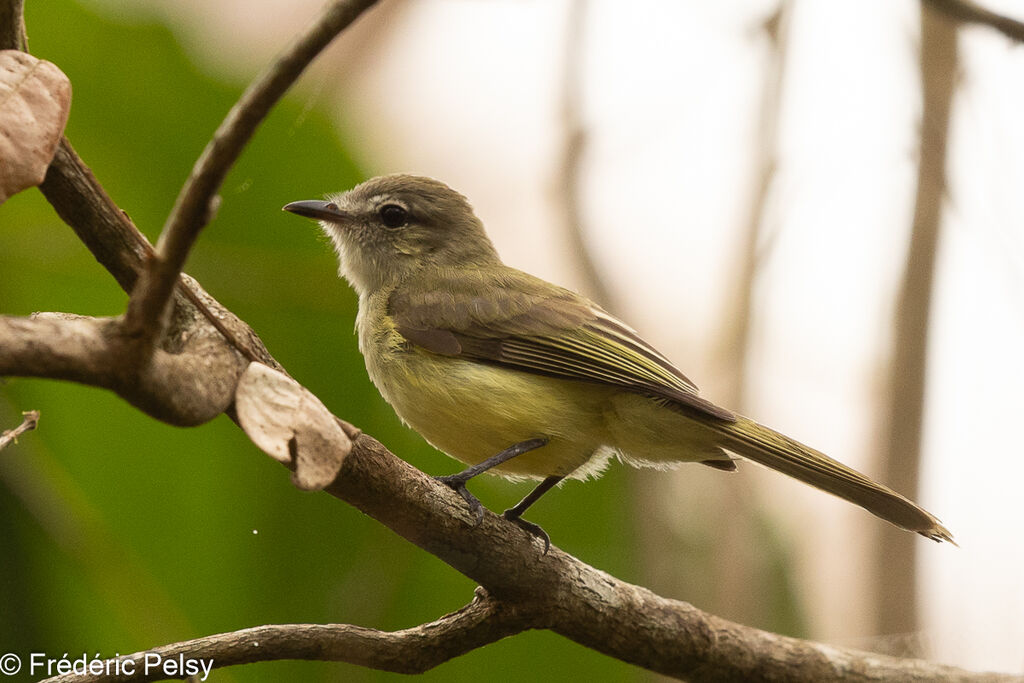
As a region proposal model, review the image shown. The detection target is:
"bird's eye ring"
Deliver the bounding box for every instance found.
[379,204,408,229]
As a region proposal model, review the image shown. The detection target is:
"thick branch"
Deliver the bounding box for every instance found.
[321,430,1004,681]
[42,590,531,682]
[0,409,38,450]
[123,0,380,342]
[923,0,1024,42]
[0,314,241,426]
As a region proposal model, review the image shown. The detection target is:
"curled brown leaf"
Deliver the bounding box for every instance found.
[0,50,71,204]
[235,362,351,490]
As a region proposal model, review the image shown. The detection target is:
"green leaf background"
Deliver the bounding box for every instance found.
[0,1,651,679]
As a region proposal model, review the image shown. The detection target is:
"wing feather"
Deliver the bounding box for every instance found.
[389,268,734,422]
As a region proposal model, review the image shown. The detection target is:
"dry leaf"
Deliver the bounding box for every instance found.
[235,362,351,491]
[0,50,71,204]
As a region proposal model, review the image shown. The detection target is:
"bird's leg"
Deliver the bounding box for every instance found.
[502,475,564,554]
[435,437,548,525]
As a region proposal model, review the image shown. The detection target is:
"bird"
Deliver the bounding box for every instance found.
[284,174,953,550]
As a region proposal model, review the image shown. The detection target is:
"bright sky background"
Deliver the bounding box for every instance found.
[88,0,1024,673]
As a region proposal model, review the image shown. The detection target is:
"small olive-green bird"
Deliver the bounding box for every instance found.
[284,174,953,547]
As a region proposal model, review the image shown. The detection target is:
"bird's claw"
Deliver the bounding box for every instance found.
[436,475,485,526]
[503,510,551,554]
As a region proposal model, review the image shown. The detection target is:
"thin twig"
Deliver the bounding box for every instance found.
[0,0,26,50]
[39,140,280,368]
[122,0,380,344]
[0,410,39,451]
[923,0,1024,42]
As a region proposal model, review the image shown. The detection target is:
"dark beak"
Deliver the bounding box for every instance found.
[282,200,351,222]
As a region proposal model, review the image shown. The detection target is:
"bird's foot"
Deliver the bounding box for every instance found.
[502,509,551,555]
[435,474,485,525]
[434,439,550,526]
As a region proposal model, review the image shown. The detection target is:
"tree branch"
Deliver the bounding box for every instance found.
[874,1,957,642]
[923,0,1024,42]
[0,312,244,426]
[320,429,1006,681]
[555,0,613,309]
[0,0,25,50]
[10,374,1005,680]
[41,590,531,682]
[0,408,38,451]
[706,3,792,630]
[122,0,380,346]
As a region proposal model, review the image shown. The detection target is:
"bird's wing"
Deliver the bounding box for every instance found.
[388,268,735,422]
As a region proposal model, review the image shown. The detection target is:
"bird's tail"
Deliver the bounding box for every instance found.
[710,415,954,543]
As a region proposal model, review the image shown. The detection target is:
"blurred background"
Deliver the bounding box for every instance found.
[2,0,1023,680]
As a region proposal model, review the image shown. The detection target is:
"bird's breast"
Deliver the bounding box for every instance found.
[356,297,613,479]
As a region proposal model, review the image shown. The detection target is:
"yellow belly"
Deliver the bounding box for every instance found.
[370,343,616,479]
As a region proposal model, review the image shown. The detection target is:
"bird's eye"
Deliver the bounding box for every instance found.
[378,204,408,229]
